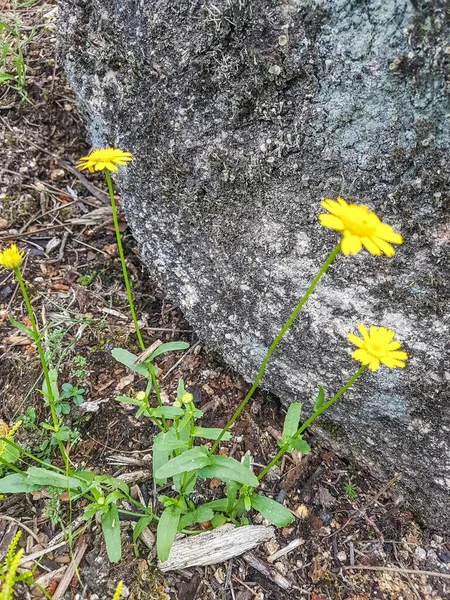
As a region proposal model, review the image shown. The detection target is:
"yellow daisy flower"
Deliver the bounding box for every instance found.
[0,420,22,459]
[348,325,408,372]
[319,197,403,256]
[77,148,133,173]
[0,244,24,270]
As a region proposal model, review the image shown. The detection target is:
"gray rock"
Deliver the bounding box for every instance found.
[58,0,450,528]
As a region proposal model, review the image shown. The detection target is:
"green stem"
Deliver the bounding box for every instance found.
[104,170,145,352]
[257,365,366,481]
[150,368,167,430]
[143,377,164,431]
[210,243,341,454]
[14,268,68,470]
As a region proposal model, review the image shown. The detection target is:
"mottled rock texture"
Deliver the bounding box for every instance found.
[58,0,450,528]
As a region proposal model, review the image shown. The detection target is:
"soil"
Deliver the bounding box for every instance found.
[0,2,449,600]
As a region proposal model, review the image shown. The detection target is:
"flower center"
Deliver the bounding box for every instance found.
[365,341,386,359]
[341,206,377,238]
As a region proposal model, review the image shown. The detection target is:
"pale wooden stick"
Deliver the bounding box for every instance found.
[345,565,450,581]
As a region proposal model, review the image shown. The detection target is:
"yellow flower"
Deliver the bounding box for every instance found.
[111,581,123,600]
[0,244,24,270]
[182,393,193,404]
[135,391,146,401]
[77,148,133,173]
[318,198,403,256]
[173,400,183,408]
[0,420,22,460]
[348,325,408,372]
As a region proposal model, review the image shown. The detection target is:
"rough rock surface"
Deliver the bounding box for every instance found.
[58,0,450,528]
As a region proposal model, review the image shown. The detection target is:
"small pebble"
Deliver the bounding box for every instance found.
[337,550,347,562]
[415,547,427,560]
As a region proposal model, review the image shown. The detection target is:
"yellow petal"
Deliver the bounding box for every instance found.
[352,349,371,364]
[387,341,401,351]
[347,333,363,347]
[105,163,119,172]
[321,199,343,216]
[372,236,395,257]
[341,234,362,255]
[388,350,408,360]
[361,237,381,256]
[357,324,369,340]
[375,223,403,244]
[368,358,380,371]
[318,213,344,230]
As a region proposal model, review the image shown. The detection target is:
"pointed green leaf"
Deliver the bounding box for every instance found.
[282,403,302,439]
[250,493,294,527]
[26,467,82,491]
[157,505,181,562]
[0,474,40,493]
[196,455,258,488]
[147,342,189,363]
[155,447,211,480]
[289,438,311,454]
[111,348,150,377]
[313,385,325,411]
[179,506,214,530]
[8,315,34,338]
[101,503,121,563]
[193,427,232,441]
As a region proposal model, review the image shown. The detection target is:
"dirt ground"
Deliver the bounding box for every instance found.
[0,2,449,599]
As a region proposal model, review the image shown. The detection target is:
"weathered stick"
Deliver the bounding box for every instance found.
[158,524,274,572]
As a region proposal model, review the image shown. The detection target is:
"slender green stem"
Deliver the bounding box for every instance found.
[0,457,24,475]
[150,368,167,430]
[210,243,341,454]
[143,377,164,431]
[14,268,68,470]
[15,268,58,429]
[104,170,145,352]
[257,365,366,481]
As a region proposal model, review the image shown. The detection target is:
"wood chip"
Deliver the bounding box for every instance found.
[243,552,292,590]
[267,538,304,563]
[158,524,274,572]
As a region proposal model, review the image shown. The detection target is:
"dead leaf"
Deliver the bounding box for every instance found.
[309,556,326,583]
[116,373,135,391]
[4,335,31,346]
[52,283,70,291]
[318,485,336,508]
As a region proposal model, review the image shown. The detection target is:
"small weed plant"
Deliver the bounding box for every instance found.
[0,0,39,100]
[0,149,409,575]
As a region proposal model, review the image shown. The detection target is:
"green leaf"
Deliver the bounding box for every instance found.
[250,493,294,527]
[177,379,186,401]
[8,315,33,338]
[101,503,121,563]
[179,506,214,530]
[289,438,311,454]
[132,516,153,549]
[147,342,189,363]
[196,455,258,488]
[152,406,185,419]
[211,513,227,528]
[157,505,181,562]
[282,403,302,439]
[313,385,325,411]
[1,444,20,464]
[199,498,229,512]
[111,348,150,377]
[26,467,82,491]
[193,427,232,441]
[0,474,40,493]
[154,429,188,452]
[155,447,211,480]
[42,369,59,403]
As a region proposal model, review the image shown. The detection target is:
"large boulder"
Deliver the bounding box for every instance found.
[58,0,450,528]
